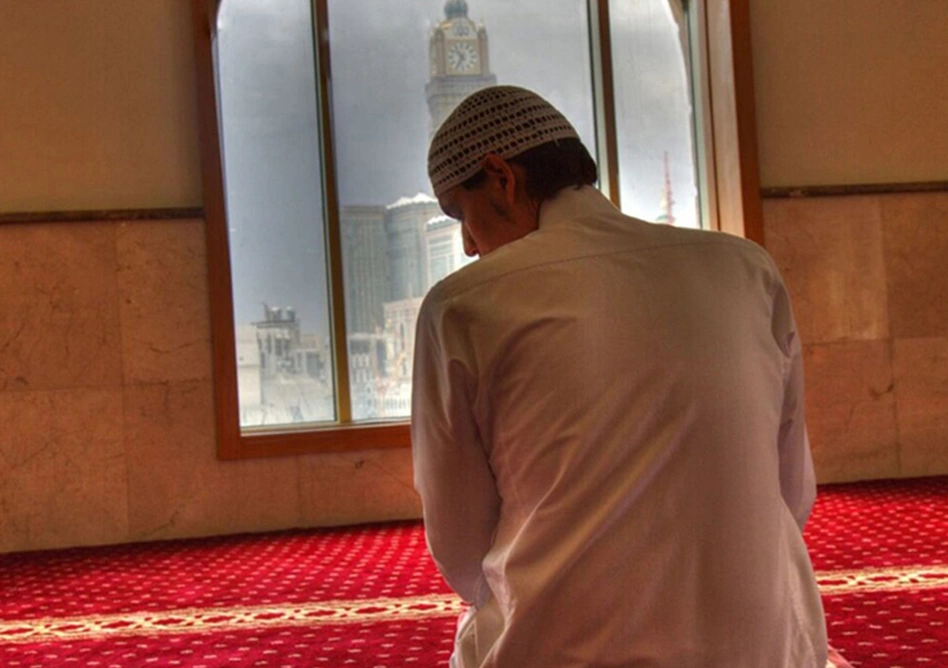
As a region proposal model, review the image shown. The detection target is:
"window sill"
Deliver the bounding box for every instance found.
[218,421,411,460]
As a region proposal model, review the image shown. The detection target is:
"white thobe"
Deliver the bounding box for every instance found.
[411,186,827,667]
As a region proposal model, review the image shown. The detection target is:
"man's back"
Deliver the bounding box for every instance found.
[412,186,827,667]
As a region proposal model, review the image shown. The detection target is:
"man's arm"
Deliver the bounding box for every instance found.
[411,296,501,605]
[772,273,817,530]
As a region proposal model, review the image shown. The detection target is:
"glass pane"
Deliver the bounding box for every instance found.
[328,0,595,421]
[610,0,700,228]
[216,0,336,429]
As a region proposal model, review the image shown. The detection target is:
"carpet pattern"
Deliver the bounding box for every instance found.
[1,477,946,667]
[804,478,948,667]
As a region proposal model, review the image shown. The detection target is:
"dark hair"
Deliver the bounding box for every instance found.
[461,138,598,203]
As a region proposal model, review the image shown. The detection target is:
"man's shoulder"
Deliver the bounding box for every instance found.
[636,217,760,251]
[422,229,551,307]
[423,209,778,313]
[419,252,509,317]
[654,223,777,269]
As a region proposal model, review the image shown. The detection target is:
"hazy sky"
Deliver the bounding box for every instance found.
[217,0,695,334]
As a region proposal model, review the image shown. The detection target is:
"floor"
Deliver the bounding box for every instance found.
[1,477,946,667]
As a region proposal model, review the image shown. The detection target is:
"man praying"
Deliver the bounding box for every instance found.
[411,85,829,667]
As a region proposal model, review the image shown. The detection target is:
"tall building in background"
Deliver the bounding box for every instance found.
[340,205,388,334]
[425,214,471,286]
[384,193,443,303]
[426,0,497,137]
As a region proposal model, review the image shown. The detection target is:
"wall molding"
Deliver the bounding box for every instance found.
[0,207,204,225]
[762,181,948,199]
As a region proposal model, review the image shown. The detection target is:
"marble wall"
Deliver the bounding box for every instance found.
[2,192,946,553]
[764,190,948,483]
[0,218,420,554]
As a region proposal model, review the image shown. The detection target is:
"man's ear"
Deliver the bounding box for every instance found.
[481,154,518,205]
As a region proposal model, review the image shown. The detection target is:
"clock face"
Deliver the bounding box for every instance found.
[447,42,478,73]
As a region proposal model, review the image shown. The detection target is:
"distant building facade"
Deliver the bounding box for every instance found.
[239,305,333,426]
[426,214,472,286]
[384,193,444,302]
[341,205,388,334]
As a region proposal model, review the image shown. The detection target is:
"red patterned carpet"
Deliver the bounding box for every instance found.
[1,477,946,667]
[804,478,948,667]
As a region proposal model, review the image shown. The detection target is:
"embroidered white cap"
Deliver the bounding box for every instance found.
[427,86,580,198]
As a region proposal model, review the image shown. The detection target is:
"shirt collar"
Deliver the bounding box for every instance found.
[537,186,619,230]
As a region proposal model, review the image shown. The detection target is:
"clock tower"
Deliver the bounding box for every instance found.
[425,0,497,139]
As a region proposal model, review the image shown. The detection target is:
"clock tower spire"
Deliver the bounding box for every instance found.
[425,1,497,140]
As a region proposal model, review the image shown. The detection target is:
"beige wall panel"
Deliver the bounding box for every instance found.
[299,449,421,528]
[0,1,202,212]
[763,196,889,345]
[766,190,948,484]
[880,192,948,339]
[123,381,303,543]
[0,388,127,553]
[893,337,948,478]
[803,340,899,483]
[751,1,948,187]
[117,218,213,384]
[0,221,123,391]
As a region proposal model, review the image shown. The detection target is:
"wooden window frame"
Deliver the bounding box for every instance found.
[190,0,762,460]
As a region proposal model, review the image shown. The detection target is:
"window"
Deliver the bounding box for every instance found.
[191,0,763,458]
[215,0,335,429]
[610,0,697,227]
